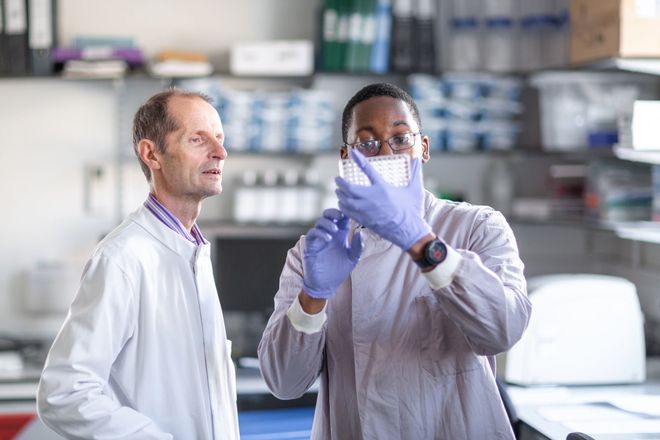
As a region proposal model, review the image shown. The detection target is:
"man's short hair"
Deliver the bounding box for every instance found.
[132,88,213,181]
[341,82,422,144]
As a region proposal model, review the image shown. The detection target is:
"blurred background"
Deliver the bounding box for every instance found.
[1,0,660,438]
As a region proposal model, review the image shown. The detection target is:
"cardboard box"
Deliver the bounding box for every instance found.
[570,0,660,64]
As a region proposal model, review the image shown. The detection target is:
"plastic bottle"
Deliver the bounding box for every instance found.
[484,17,517,72]
[298,170,321,223]
[258,170,279,224]
[518,16,543,71]
[483,159,514,216]
[448,17,481,71]
[233,170,258,223]
[483,0,518,72]
[320,179,339,212]
[518,0,550,71]
[541,0,569,68]
[278,169,300,224]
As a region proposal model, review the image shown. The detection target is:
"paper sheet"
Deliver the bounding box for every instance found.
[539,401,660,436]
[507,386,573,406]
[562,419,660,435]
[538,404,642,422]
[608,395,660,417]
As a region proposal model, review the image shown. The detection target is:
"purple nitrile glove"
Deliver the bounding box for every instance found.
[335,149,431,251]
[302,208,363,299]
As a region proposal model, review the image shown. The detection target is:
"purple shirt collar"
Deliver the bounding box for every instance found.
[143,193,208,246]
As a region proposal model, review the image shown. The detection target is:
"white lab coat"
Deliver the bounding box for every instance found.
[37,206,239,440]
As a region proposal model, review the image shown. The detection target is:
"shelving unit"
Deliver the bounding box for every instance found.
[172,69,659,247]
[6,62,657,243]
[588,58,660,167]
[532,59,660,245]
[596,60,660,245]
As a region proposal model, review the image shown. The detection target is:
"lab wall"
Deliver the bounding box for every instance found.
[0,80,118,335]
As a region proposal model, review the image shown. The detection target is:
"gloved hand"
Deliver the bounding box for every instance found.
[302,208,363,299]
[335,149,431,251]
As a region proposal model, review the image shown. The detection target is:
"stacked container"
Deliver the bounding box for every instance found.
[410,73,523,152]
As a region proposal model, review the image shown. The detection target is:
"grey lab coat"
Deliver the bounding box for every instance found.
[259,192,531,439]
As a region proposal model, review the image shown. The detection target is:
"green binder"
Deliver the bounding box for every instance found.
[321,0,340,71]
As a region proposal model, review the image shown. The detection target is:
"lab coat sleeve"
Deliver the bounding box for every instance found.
[37,253,172,440]
[433,210,531,356]
[258,238,326,400]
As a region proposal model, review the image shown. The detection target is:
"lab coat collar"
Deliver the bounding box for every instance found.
[422,189,441,216]
[129,205,207,261]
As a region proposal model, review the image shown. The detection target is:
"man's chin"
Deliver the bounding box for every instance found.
[201,185,222,199]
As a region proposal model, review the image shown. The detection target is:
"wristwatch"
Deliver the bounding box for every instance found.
[414,238,447,269]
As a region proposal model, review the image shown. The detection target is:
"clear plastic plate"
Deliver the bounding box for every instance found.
[338,154,411,187]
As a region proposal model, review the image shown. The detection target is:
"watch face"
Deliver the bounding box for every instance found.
[426,240,447,264]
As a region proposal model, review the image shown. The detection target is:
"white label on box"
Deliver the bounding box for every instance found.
[230,40,313,76]
[635,0,660,17]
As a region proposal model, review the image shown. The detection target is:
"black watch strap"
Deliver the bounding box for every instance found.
[414,239,447,269]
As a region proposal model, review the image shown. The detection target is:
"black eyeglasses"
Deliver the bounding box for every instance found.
[345,132,421,157]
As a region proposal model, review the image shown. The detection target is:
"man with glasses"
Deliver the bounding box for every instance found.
[259,83,531,439]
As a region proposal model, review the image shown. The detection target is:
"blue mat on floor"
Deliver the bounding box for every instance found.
[238,407,314,439]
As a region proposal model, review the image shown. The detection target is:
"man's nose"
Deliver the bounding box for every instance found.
[378,141,395,156]
[211,139,227,159]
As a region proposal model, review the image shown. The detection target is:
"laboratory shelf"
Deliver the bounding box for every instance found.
[198,221,311,239]
[614,147,660,165]
[588,58,660,76]
[203,217,660,245]
[612,221,660,244]
[510,217,609,229]
[512,217,660,245]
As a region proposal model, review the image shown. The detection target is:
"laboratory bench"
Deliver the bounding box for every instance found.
[509,357,660,440]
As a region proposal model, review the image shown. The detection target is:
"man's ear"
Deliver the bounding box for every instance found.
[340,146,349,160]
[137,139,161,172]
[421,135,430,163]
